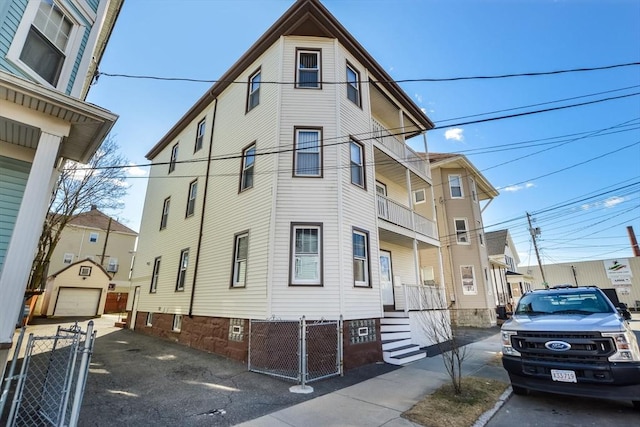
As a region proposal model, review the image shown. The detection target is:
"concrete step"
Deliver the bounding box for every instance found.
[385,344,422,358]
[383,311,409,318]
[381,338,412,351]
[381,324,410,333]
[381,331,411,341]
[383,348,427,365]
[380,317,411,325]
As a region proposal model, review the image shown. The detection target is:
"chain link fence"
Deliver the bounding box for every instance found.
[0,322,96,427]
[248,316,342,385]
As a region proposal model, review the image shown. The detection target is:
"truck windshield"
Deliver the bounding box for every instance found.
[515,291,614,315]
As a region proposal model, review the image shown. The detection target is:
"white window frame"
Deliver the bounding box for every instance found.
[290,223,322,286]
[413,188,426,204]
[146,312,153,327]
[231,232,249,288]
[107,257,118,273]
[89,232,98,243]
[296,49,321,89]
[169,143,179,173]
[349,140,365,187]
[454,218,470,244]
[294,128,322,177]
[477,220,484,246]
[79,266,92,276]
[172,314,182,332]
[175,249,189,291]
[150,257,161,293]
[194,118,206,152]
[63,253,73,264]
[460,265,477,295]
[160,197,170,230]
[186,179,197,218]
[470,178,478,202]
[6,0,85,91]
[449,174,463,199]
[247,68,261,111]
[352,229,370,287]
[240,143,256,191]
[346,63,360,106]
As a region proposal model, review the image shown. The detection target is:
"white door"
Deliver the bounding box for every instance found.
[54,288,101,316]
[130,286,141,329]
[380,250,394,306]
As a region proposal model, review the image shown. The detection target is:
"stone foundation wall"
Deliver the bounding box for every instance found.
[451,308,497,328]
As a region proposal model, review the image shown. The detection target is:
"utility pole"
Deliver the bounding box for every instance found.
[100,216,112,266]
[527,212,547,288]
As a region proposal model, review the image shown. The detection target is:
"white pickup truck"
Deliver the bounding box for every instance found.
[501,285,640,409]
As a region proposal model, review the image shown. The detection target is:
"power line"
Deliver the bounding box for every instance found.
[95,61,640,85]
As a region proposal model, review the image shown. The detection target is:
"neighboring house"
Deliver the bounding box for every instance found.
[39,258,111,317]
[486,229,530,314]
[425,153,499,327]
[0,0,123,377]
[521,257,640,310]
[35,205,137,315]
[130,0,443,368]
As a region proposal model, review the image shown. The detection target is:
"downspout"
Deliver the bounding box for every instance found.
[189,97,218,317]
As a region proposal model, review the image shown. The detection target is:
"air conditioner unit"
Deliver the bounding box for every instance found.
[107,264,119,273]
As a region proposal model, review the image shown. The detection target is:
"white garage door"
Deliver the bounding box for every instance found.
[54,288,101,317]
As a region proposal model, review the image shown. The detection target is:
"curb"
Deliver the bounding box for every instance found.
[471,386,512,427]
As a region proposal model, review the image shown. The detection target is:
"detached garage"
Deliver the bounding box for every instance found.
[40,259,110,317]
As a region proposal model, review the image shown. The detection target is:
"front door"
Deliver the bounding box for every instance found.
[380,250,394,307]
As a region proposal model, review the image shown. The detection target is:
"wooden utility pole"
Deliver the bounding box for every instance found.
[100,216,112,266]
[527,212,547,288]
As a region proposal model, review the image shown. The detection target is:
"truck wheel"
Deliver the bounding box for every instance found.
[511,385,529,395]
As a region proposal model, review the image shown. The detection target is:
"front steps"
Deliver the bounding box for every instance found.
[381,311,426,365]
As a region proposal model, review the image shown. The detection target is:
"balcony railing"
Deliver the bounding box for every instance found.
[377,195,437,239]
[371,119,429,178]
[399,284,446,312]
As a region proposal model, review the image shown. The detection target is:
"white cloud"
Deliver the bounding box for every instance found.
[126,163,147,177]
[502,182,535,192]
[414,93,423,103]
[604,196,624,208]
[444,128,464,141]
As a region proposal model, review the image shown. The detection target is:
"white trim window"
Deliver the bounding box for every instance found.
[352,229,370,287]
[350,140,365,187]
[413,188,426,204]
[470,178,478,202]
[454,218,470,244]
[296,49,320,88]
[194,119,206,152]
[175,249,189,291]
[186,179,197,217]
[89,232,98,243]
[247,69,261,111]
[63,253,73,264]
[477,220,484,246]
[7,0,81,89]
[79,266,92,276]
[169,143,179,173]
[146,312,153,327]
[172,314,182,332]
[461,265,477,295]
[449,174,463,198]
[107,257,118,273]
[240,144,256,191]
[160,197,170,230]
[294,128,322,177]
[291,224,322,285]
[346,63,360,105]
[232,232,249,287]
[150,257,161,293]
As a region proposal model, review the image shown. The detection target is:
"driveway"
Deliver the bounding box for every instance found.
[7,315,397,426]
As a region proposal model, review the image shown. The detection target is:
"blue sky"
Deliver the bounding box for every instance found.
[85,0,640,267]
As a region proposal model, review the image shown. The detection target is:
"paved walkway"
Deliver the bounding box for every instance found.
[238,332,508,427]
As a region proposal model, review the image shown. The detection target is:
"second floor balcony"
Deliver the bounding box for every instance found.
[377,194,438,242]
[371,118,430,180]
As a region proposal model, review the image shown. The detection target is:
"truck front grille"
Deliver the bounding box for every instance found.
[512,331,615,363]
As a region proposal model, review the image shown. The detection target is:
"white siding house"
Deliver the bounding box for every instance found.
[130,0,443,368]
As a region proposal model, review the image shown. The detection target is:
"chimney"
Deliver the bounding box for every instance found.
[628,226,640,257]
[91,204,97,211]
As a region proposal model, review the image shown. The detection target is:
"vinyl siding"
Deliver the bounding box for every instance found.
[0,155,31,273]
[0,0,27,75]
[65,26,91,95]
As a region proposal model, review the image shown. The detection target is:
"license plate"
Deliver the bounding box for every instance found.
[551,369,577,383]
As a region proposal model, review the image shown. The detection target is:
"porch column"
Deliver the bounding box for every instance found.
[0,132,62,377]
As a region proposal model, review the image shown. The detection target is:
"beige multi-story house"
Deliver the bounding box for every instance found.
[486,229,528,315]
[130,0,445,368]
[0,0,123,376]
[425,153,499,327]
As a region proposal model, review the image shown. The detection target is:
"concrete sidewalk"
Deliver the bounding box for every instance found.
[237,332,508,427]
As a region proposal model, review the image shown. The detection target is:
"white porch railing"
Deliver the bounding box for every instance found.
[377,194,437,240]
[371,118,429,178]
[400,284,446,312]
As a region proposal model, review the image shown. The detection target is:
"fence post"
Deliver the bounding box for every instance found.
[338,315,344,377]
[403,284,409,313]
[0,327,26,419]
[7,333,34,425]
[69,321,94,427]
[289,316,313,394]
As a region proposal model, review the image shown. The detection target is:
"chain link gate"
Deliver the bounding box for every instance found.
[248,316,342,385]
[1,321,96,427]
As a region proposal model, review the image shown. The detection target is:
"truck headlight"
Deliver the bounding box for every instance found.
[501,330,520,357]
[602,331,640,362]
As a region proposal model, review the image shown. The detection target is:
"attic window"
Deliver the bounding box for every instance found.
[296,49,321,89]
[89,232,98,243]
[79,266,92,276]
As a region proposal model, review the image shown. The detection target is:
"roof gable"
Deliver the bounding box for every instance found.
[49,257,110,278]
[68,207,137,235]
